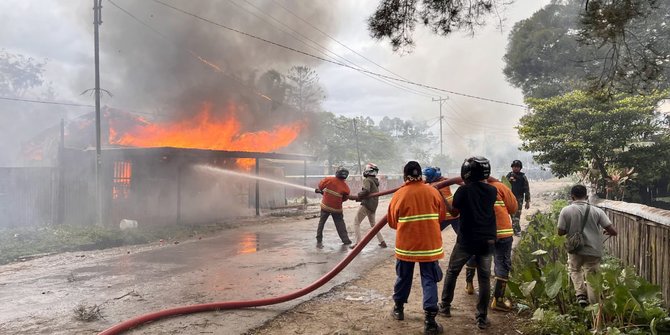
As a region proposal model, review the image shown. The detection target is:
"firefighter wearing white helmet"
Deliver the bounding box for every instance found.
[350,163,387,249]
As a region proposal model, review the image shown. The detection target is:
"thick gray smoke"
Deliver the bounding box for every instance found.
[77,0,340,125]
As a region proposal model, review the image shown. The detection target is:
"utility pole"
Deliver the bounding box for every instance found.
[93,0,103,225]
[432,96,448,156]
[352,118,362,174]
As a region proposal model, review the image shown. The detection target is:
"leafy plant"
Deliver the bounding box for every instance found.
[510,201,670,334]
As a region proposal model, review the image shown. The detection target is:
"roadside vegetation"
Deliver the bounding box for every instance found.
[509,202,670,334]
[0,222,230,265]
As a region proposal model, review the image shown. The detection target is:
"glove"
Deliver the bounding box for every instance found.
[315,188,323,194]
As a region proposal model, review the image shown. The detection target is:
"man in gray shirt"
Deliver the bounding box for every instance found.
[558,185,618,307]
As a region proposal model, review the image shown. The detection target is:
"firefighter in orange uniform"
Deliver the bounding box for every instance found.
[388,161,446,335]
[314,167,353,248]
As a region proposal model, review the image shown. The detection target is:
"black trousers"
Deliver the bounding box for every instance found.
[316,210,351,244]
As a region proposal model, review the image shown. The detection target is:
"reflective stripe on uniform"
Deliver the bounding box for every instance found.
[395,246,444,257]
[323,188,342,197]
[398,213,439,223]
[497,228,513,235]
[320,203,342,212]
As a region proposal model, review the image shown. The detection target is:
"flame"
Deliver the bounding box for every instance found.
[108,103,302,169]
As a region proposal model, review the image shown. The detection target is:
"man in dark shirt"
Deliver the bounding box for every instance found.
[439,156,497,330]
[506,160,530,236]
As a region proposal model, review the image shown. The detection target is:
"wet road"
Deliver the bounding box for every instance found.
[0,201,395,334]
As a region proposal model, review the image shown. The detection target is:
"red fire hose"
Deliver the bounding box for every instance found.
[98,177,461,335]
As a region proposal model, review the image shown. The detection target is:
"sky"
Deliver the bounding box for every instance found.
[0,0,551,163]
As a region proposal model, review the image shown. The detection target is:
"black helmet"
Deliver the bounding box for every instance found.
[335,166,349,179]
[403,161,422,180]
[461,156,491,182]
[511,160,523,168]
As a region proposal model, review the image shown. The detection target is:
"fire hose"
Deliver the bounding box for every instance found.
[98,177,461,335]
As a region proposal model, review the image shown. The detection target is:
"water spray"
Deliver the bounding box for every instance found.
[195,164,315,192]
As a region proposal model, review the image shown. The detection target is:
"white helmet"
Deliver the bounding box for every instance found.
[363,163,379,177]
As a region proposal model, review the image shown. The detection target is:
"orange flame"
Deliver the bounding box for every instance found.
[108,103,302,169]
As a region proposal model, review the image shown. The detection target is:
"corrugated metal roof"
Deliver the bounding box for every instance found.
[594,198,670,226]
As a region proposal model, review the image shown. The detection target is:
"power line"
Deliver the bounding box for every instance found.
[228,0,437,99]
[268,0,441,98]
[0,96,94,107]
[108,0,273,102]
[149,0,527,108]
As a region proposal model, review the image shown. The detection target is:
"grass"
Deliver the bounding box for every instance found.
[0,222,232,265]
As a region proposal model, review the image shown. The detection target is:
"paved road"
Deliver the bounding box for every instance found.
[0,201,395,335]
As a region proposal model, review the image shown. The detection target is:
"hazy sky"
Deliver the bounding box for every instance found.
[0,0,551,159]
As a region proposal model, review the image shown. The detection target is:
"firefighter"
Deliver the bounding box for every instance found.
[463,177,518,308]
[314,167,353,248]
[439,156,497,330]
[506,160,530,236]
[423,166,460,232]
[388,161,446,335]
[350,163,387,249]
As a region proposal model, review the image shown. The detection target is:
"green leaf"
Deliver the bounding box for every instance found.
[521,280,537,298]
[544,262,567,299]
[531,249,548,256]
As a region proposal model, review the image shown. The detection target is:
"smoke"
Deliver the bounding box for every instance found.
[75,0,341,126]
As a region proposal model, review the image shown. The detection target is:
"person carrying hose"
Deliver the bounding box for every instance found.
[388,161,446,335]
[350,163,387,249]
[314,166,353,248]
[438,156,497,330]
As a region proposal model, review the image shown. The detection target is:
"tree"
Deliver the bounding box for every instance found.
[285,66,326,114]
[503,2,591,98]
[302,112,400,173]
[519,90,669,198]
[0,50,58,165]
[367,0,508,52]
[0,49,50,97]
[256,69,287,111]
[504,1,670,97]
[578,0,670,93]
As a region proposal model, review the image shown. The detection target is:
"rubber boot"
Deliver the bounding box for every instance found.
[392,302,404,320]
[464,266,475,295]
[424,311,444,335]
[491,278,513,312]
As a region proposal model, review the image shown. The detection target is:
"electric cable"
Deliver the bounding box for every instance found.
[149,0,526,108]
[228,0,438,99]
[108,0,273,102]
[0,96,94,108]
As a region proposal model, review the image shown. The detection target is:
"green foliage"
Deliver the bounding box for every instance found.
[511,201,670,334]
[504,1,670,96]
[503,2,588,98]
[519,90,670,196]
[367,0,505,52]
[520,308,589,335]
[588,257,668,331]
[0,223,224,265]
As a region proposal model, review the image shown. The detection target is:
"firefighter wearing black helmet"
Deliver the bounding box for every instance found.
[314,166,353,248]
[439,156,497,330]
[506,160,530,236]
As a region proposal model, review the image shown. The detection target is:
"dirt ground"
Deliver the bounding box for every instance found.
[244,179,571,335]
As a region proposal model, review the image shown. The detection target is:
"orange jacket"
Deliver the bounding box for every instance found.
[387,180,445,262]
[429,177,459,220]
[490,181,518,238]
[318,177,350,213]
